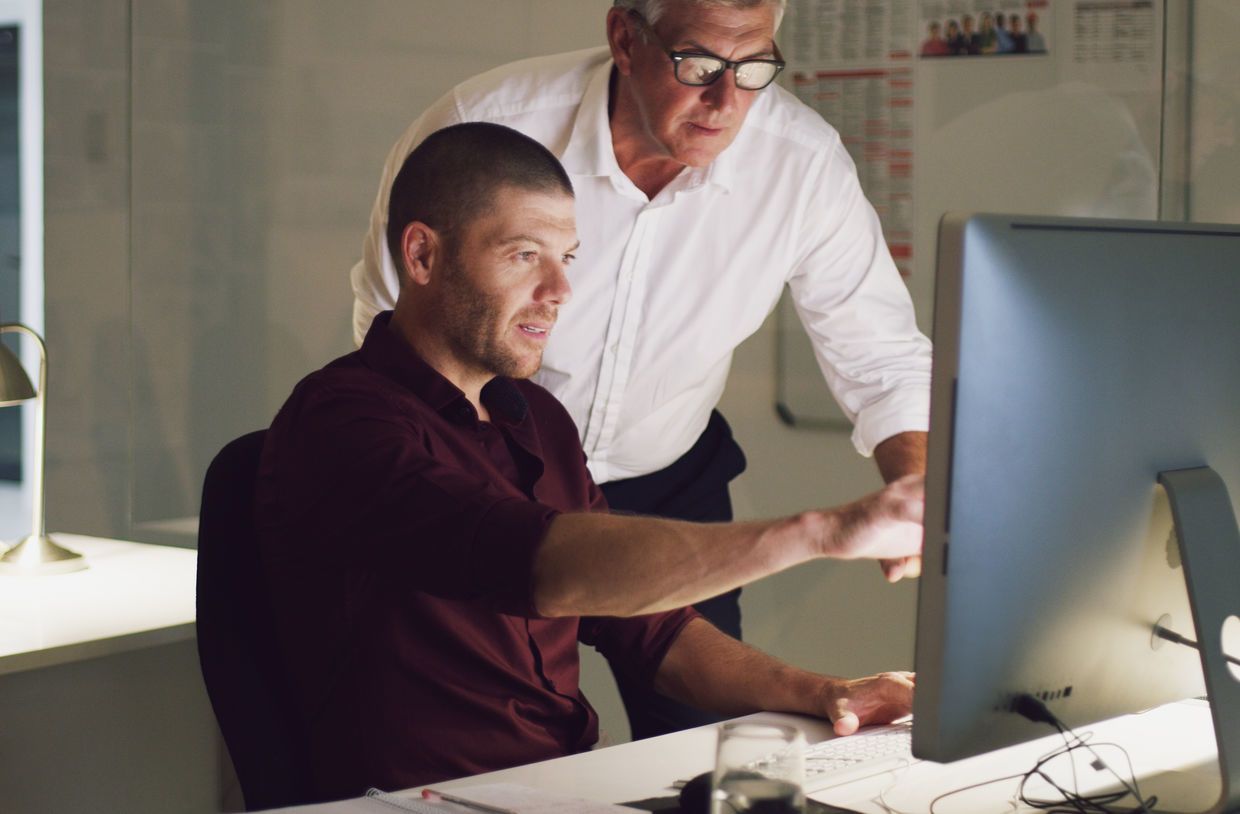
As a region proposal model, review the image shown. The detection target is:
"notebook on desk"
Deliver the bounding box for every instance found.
[262,783,638,814]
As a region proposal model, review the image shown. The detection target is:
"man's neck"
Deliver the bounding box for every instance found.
[389,307,492,421]
[608,71,685,200]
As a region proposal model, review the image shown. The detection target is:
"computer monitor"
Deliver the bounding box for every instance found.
[911,214,1240,803]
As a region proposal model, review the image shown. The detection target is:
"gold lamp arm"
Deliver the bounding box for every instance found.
[0,323,85,574]
[1,323,47,537]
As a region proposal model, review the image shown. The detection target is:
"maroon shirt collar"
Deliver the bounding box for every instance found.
[359,311,545,474]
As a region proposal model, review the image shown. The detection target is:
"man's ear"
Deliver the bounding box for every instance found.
[606,7,639,77]
[400,221,439,287]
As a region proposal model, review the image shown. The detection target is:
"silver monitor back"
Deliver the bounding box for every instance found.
[912,213,1240,762]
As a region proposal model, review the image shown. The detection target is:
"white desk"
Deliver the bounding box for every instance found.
[818,700,1222,814]
[276,700,1222,813]
[0,535,224,814]
[0,534,197,673]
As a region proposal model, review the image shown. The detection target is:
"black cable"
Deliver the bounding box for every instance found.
[927,695,1158,814]
[1018,735,1141,813]
[1012,694,1157,814]
[1154,623,1240,668]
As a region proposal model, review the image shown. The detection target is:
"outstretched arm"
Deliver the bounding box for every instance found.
[532,475,924,618]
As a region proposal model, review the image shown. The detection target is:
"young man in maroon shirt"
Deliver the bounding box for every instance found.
[258,122,923,800]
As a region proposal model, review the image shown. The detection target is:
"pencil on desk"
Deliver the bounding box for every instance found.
[422,788,519,814]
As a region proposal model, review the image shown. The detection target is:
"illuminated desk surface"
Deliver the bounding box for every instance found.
[274,701,1222,813]
[0,534,197,676]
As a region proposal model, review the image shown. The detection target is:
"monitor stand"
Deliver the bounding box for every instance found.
[1159,467,1240,814]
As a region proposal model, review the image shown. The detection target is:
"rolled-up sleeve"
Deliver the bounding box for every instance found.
[578,606,700,690]
[786,142,932,457]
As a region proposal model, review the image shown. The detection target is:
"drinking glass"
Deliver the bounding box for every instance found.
[710,722,806,814]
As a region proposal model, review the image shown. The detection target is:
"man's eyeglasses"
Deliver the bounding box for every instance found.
[669,51,785,90]
[633,13,786,91]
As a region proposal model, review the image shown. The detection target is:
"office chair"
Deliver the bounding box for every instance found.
[196,430,312,811]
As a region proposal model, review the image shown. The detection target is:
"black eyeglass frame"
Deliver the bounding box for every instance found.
[666,50,786,90]
[628,11,786,91]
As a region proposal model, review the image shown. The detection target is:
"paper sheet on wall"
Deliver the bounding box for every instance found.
[774,1,919,429]
[1072,0,1156,65]
[782,0,917,277]
[773,0,922,429]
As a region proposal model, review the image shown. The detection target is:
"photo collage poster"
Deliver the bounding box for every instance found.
[918,0,1053,59]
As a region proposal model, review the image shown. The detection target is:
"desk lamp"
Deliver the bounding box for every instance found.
[0,323,86,574]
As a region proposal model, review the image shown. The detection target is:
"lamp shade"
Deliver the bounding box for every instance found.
[0,341,36,406]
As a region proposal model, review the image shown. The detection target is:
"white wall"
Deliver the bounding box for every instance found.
[42,0,620,541]
[122,1,616,532]
[43,0,132,537]
[1186,2,1240,223]
[0,0,43,543]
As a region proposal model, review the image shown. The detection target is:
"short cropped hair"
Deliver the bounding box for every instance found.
[612,0,787,31]
[386,122,574,276]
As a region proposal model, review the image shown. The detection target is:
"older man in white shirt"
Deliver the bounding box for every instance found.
[350,0,932,740]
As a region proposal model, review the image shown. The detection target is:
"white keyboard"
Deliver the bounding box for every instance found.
[802,722,918,793]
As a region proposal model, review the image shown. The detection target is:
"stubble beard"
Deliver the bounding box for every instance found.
[439,261,549,381]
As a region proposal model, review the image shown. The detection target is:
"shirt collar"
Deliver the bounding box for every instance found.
[359,311,529,427]
[559,55,737,195]
[559,57,621,179]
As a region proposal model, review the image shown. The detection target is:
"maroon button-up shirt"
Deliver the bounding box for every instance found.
[256,313,698,800]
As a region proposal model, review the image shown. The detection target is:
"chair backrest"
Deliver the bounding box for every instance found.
[196,429,311,810]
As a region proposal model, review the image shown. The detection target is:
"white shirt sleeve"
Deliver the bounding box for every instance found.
[786,141,932,457]
[350,91,465,347]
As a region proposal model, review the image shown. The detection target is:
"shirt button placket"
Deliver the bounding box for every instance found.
[581,208,655,475]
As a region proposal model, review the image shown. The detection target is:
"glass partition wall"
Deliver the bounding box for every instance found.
[32,0,1240,546]
[1,25,21,484]
[121,0,607,544]
[0,0,41,544]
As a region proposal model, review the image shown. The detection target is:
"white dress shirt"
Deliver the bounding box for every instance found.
[351,47,932,484]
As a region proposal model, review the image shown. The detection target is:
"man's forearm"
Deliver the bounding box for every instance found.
[873,431,927,483]
[654,618,917,736]
[872,431,928,582]
[652,617,829,718]
[532,512,821,618]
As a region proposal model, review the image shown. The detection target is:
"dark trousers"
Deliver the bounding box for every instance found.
[599,410,748,740]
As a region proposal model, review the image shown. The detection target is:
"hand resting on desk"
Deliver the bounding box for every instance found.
[654,618,916,738]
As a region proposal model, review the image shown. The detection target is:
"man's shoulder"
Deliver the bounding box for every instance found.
[718,84,856,195]
[281,352,412,419]
[297,351,375,390]
[742,83,844,157]
[451,46,611,122]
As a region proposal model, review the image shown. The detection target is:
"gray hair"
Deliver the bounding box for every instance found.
[613,0,787,32]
